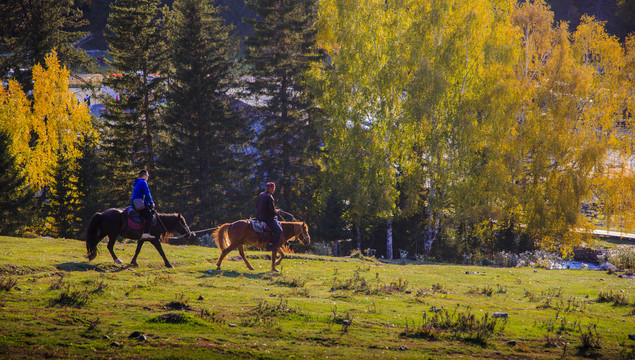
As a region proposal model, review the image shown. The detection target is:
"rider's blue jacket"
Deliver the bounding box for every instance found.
[131,178,154,207]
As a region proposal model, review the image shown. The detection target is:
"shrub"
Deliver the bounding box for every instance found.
[50,286,91,308]
[579,324,602,349]
[400,306,507,347]
[605,245,635,271]
[493,250,563,268]
[597,290,630,306]
[312,241,333,256]
[0,277,17,291]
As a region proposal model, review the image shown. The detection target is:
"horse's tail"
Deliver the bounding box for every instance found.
[212,223,231,250]
[85,212,103,261]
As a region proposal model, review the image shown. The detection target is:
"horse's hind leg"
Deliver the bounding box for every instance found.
[130,240,145,267]
[238,245,254,270]
[106,234,123,264]
[215,243,239,270]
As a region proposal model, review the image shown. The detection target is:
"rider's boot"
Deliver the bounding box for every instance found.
[266,237,279,251]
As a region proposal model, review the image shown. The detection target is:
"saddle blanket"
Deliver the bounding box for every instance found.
[250,220,282,244]
[125,206,156,231]
[250,220,279,233]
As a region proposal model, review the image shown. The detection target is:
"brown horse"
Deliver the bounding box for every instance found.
[212,220,310,272]
[85,208,194,268]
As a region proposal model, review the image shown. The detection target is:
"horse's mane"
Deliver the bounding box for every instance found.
[158,213,182,221]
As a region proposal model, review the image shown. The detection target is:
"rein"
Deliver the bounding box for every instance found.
[278,211,309,244]
[157,214,168,234]
[166,225,221,241]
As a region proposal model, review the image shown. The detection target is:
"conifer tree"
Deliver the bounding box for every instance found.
[160,0,253,225]
[244,0,323,217]
[47,149,83,238]
[0,130,33,235]
[0,0,92,90]
[75,132,108,228]
[102,0,168,205]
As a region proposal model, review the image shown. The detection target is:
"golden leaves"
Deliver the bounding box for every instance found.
[0,51,95,191]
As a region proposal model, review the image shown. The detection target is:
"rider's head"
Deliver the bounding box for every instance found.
[139,169,149,179]
[266,182,276,193]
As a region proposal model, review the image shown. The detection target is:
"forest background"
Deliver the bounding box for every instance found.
[0,0,634,262]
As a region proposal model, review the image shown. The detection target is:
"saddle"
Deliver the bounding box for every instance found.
[250,220,278,243]
[251,220,272,233]
[124,206,156,231]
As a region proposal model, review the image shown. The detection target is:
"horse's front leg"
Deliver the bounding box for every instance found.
[149,239,173,268]
[238,245,255,270]
[130,239,144,267]
[106,234,123,264]
[274,248,285,266]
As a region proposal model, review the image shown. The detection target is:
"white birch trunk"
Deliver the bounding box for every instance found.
[386,220,393,260]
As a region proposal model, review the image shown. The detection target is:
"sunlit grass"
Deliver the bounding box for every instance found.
[0,236,633,359]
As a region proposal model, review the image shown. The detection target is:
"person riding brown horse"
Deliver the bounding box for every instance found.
[213,220,310,272]
[256,182,283,251]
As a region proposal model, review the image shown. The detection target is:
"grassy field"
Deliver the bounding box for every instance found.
[0,236,633,359]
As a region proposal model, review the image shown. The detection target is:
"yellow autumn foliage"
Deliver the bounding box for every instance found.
[0,51,95,191]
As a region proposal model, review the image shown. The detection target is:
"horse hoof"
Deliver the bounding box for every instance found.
[131,262,138,267]
[248,266,254,271]
[272,268,280,273]
[114,259,123,264]
[166,264,174,268]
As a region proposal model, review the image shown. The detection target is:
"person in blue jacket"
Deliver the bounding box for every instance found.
[131,169,155,239]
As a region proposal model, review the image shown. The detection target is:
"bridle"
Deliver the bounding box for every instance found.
[179,214,194,237]
[296,222,310,243]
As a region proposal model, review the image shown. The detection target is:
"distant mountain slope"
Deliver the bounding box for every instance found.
[77,0,633,51]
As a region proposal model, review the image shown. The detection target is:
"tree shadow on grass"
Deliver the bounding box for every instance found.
[55,262,131,273]
[198,269,265,280]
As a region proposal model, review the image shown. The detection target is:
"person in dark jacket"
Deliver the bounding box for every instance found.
[256,182,282,250]
[130,169,155,239]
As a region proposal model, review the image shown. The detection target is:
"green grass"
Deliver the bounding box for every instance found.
[0,236,634,359]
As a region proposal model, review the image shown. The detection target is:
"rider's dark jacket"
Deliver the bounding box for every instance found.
[256,191,276,221]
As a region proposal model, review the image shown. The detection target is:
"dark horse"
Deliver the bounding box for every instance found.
[85,208,194,268]
[213,221,310,272]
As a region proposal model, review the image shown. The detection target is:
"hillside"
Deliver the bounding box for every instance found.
[0,236,633,359]
[77,0,634,52]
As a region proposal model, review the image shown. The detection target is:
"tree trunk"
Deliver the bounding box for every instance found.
[386,219,393,260]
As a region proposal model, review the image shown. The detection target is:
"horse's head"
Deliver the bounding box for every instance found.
[177,214,195,239]
[297,222,311,245]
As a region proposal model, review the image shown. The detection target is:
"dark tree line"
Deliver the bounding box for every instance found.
[0,0,325,241]
[2,0,633,263]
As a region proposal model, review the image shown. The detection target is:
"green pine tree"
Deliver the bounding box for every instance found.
[47,149,83,238]
[315,190,350,254]
[0,0,93,90]
[101,0,168,205]
[75,132,109,227]
[159,0,253,226]
[244,0,324,218]
[0,130,34,235]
